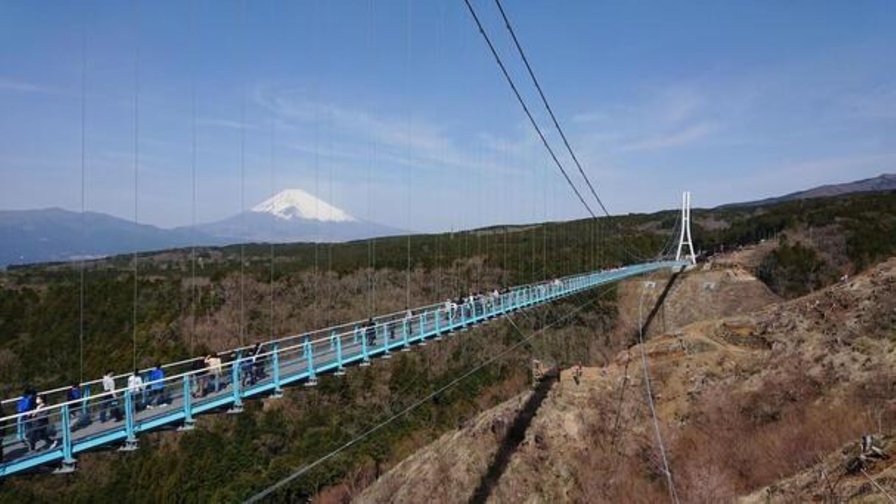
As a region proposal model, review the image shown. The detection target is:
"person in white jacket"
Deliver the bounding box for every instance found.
[100,370,116,422]
[127,370,144,410]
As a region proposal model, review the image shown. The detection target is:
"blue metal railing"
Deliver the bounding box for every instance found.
[0,260,686,477]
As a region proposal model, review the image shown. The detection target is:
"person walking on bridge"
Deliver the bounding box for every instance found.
[27,395,57,452]
[127,369,145,410]
[364,318,376,347]
[147,363,167,408]
[100,370,116,422]
[205,354,223,393]
[15,387,36,441]
[67,383,90,430]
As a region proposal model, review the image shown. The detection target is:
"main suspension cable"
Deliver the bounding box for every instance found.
[79,3,88,382]
[132,0,141,372]
[462,0,596,220]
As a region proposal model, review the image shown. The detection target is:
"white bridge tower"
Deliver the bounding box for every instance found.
[675,191,697,265]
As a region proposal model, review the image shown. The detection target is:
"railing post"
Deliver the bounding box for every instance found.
[119,390,138,451]
[228,357,243,414]
[381,323,392,358]
[333,331,346,375]
[81,387,90,419]
[54,403,76,473]
[435,308,442,339]
[16,410,24,441]
[360,328,370,366]
[402,318,411,351]
[178,374,195,431]
[271,343,283,397]
[304,339,318,386]
[417,312,427,346]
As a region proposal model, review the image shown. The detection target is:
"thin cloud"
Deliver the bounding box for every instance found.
[254,84,530,177]
[0,77,57,95]
[196,118,258,130]
[571,110,611,124]
[620,122,715,152]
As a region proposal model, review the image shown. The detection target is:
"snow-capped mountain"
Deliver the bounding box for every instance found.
[250,188,358,223]
[196,189,401,243]
[0,190,399,267]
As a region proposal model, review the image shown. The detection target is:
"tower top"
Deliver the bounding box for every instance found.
[675,191,696,265]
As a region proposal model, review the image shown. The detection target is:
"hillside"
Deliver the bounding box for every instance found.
[359,258,896,503]
[719,173,896,209]
[3,192,896,501]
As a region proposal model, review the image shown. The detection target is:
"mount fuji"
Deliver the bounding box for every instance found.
[195,188,402,243]
[0,189,401,268]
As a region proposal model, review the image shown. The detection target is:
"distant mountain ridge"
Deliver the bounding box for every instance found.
[0,189,401,268]
[0,208,228,267]
[719,173,896,209]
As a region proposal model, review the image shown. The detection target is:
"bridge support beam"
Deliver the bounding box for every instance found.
[227,357,244,414]
[119,391,139,452]
[417,312,427,346]
[178,375,195,431]
[360,332,370,367]
[332,331,346,376]
[434,309,443,340]
[53,404,77,474]
[401,319,411,351]
[381,323,392,359]
[271,343,284,398]
[304,339,318,386]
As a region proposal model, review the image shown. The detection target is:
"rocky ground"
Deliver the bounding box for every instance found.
[359,254,896,503]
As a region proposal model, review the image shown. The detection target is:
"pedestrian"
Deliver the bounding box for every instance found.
[67,382,90,430]
[100,370,116,422]
[27,395,57,451]
[190,357,206,397]
[365,318,376,347]
[205,354,223,393]
[404,308,414,336]
[573,362,583,386]
[127,369,145,410]
[250,343,266,384]
[147,363,166,408]
[16,387,36,441]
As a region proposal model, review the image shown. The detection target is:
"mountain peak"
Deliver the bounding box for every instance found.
[250,189,357,223]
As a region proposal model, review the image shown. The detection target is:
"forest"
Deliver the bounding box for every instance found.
[1,191,895,501]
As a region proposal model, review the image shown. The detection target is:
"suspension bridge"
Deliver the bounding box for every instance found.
[0,257,693,478]
[0,0,701,490]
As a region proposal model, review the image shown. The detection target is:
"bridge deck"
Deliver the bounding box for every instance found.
[0,261,685,477]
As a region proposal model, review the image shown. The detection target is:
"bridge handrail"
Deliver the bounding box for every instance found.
[0,300,451,407]
[1,261,687,477]
[0,263,676,409]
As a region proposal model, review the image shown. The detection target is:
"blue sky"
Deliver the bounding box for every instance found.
[0,1,893,232]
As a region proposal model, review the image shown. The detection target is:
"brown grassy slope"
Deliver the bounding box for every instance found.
[359,258,896,503]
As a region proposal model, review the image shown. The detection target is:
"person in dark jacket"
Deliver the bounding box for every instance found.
[67,383,90,430]
[364,318,376,347]
[27,395,57,452]
[248,343,266,385]
[16,387,36,442]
